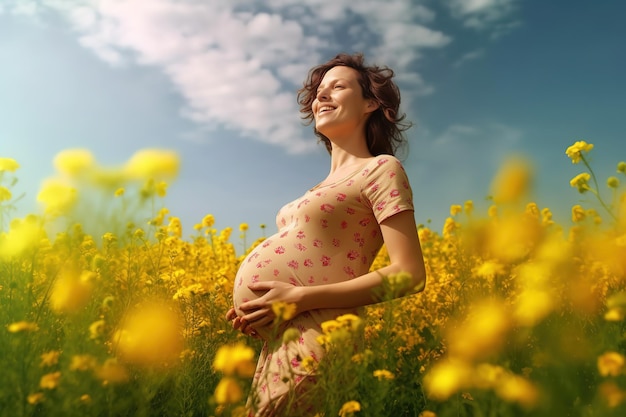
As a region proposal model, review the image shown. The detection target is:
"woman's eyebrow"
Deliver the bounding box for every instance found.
[317,78,348,91]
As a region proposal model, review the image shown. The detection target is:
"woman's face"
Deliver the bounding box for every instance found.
[312,66,376,139]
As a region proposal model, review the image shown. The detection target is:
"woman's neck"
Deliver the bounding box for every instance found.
[328,138,373,173]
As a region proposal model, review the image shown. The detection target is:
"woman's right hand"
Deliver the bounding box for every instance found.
[225,307,260,339]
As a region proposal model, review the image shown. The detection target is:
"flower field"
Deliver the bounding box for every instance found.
[0,142,625,417]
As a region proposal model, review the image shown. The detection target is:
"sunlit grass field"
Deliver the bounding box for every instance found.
[1,142,625,417]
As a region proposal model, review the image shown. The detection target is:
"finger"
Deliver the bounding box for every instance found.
[238,300,265,312]
[232,317,243,330]
[246,315,275,329]
[247,281,274,291]
[225,308,237,321]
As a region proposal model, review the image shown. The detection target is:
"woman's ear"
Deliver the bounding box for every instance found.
[365,99,380,114]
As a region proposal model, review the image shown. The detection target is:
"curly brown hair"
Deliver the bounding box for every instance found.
[297,53,411,156]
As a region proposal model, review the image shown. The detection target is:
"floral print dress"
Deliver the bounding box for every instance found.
[232,154,414,416]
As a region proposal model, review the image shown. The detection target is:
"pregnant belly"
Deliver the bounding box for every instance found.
[232,243,300,315]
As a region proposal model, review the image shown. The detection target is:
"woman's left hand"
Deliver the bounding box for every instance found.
[238,281,304,328]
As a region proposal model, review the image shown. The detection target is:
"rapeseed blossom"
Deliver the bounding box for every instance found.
[566,140,594,164]
[373,369,395,381]
[490,156,533,204]
[338,400,361,416]
[50,268,94,314]
[40,351,61,367]
[0,186,11,202]
[424,359,473,400]
[94,358,129,384]
[598,352,625,377]
[214,377,244,405]
[53,149,95,177]
[40,372,61,390]
[272,301,297,322]
[569,172,591,193]
[124,149,180,180]
[213,343,256,378]
[113,302,183,367]
[37,178,77,216]
[0,215,43,259]
[0,157,19,172]
[7,321,39,333]
[598,381,626,408]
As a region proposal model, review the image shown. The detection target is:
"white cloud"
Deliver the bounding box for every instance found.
[445,0,520,37]
[15,0,517,153]
[454,48,485,67]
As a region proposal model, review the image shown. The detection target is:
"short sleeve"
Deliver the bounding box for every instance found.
[361,155,414,224]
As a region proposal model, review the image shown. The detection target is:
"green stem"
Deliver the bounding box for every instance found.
[581,155,618,222]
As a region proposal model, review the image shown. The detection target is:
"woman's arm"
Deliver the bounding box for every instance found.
[236,210,426,329]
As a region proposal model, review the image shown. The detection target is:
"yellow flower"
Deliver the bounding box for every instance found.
[373,369,395,381]
[607,176,620,188]
[113,302,183,367]
[424,359,472,400]
[464,200,473,215]
[124,149,180,180]
[53,149,95,177]
[419,411,437,417]
[301,356,317,372]
[271,301,297,322]
[571,205,586,223]
[89,320,106,340]
[450,204,462,216]
[447,300,510,360]
[69,355,97,371]
[487,204,498,218]
[618,161,626,174]
[202,214,215,228]
[40,351,61,367]
[214,377,243,405]
[598,351,625,377]
[604,307,625,322]
[0,216,43,259]
[473,260,505,281]
[490,156,533,204]
[565,140,594,164]
[114,187,125,197]
[50,268,94,314]
[442,217,457,237]
[0,157,20,172]
[155,181,168,197]
[282,327,301,344]
[514,289,553,327]
[0,186,11,202]
[213,343,256,378]
[494,374,539,409]
[7,321,39,333]
[27,392,45,405]
[94,358,129,384]
[569,172,591,193]
[239,223,249,232]
[37,178,77,216]
[599,381,626,408]
[336,314,363,332]
[338,400,361,417]
[40,372,61,390]
[167,216,182,238]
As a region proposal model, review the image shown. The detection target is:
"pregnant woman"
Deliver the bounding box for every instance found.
[226,53,427,417]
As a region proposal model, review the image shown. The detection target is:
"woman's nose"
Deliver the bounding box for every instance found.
[316,87,329,101]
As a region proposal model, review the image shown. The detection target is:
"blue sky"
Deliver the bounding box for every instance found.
[1,0,625,242]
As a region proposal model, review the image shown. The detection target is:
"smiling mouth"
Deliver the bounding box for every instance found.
[318,106,336,115]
